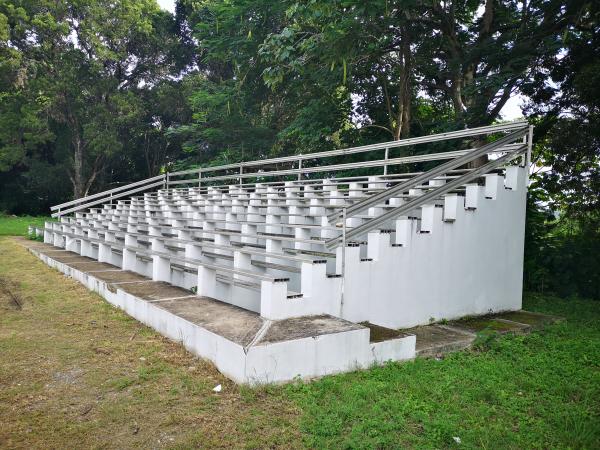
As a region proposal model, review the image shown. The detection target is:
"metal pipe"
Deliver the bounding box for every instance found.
[165,146,512,186]
[340,207,346,315]
[325,144,528,248]
[327,128,528,222]
[51,180,165,217]
[384,147,389,175]
[51,174,166,211]
[166,121,527,178]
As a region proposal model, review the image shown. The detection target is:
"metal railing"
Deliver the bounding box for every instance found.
[327,127,530,224]
[51,174,166,217]
[50,121,528,218]
[325,140,530,249]
[166,121,528,187]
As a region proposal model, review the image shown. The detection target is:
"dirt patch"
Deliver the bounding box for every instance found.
[51,368,86,386]
[0,276,24,310]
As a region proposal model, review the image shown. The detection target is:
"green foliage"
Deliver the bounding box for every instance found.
[0,0,191,209]
[522,0,599,298]
[524,193,600,298]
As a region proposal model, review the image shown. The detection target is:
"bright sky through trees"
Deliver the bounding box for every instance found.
[154,0,524,120]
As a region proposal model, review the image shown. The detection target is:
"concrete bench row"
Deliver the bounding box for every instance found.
[41,165,527,326]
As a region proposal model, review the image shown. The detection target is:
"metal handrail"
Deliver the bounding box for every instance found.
[51,180,165,218]
[51,174,166,211]
[166,149,476,186]
[167,120,527,180]
[327,128,529,223]
[49,121,527,217]
[325,144,528,249]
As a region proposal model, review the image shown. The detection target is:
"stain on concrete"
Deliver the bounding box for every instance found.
[45,255,98,264]
[69,261,123,272]
[496,310,563,329]
[152,297,265,346]
[407,324,475,357]
[257,315,364,345]
[451,316,530,334]
[39,251,85,262]
[359,322,408,343]
[118,281,194,301]
[88,270,148,283]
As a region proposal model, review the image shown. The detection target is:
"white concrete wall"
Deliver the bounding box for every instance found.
[27,247,416,384]
[341,166,528,329]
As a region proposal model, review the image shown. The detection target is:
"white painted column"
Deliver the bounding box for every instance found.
[197,266,217,298]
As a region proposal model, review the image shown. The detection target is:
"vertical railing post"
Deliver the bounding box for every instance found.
[340,207,347,315]
[525,124,534,184]
[198,170,202,188]
[239,164,243,186]
[297,157,302,181]
[526,125,533,167]
[383,147,389,175]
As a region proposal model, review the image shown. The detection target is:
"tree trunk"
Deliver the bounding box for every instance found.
[72,133,86,199]
[399,26,412,138]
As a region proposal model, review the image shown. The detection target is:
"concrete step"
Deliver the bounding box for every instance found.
[21,240,416,384]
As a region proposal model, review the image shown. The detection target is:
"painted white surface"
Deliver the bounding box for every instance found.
[29,248,416,384]
[43,163,528,328]
[341,166,527,328]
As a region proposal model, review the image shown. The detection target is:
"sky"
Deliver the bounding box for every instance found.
[157,0,175,13]
[155,0,524,120]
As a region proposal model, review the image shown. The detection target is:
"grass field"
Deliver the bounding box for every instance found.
[1,236,599,449]
[0,215,50,236]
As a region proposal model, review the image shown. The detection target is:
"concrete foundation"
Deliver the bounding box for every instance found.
[25,241,416,384]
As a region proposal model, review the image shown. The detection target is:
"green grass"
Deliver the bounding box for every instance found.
[0,214,50,236]
[285,293,600,449]
[1,237,599,449]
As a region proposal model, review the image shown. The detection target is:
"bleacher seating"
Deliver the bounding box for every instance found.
[35,122,532,329]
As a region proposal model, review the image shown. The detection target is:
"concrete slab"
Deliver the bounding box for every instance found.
[450,316,531,334]
[117,281,196,301]
[43,254,98,264]
[88,270,149,284]
[496,310,563,329]
[257,315,364,345]
[360,322,410,343]
[408,324,475,357]
[17,239,55,250]
[69,261,123,272]
[153,297,265,347]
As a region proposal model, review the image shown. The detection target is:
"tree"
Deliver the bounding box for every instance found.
[523,0,599,222]
[520,0,599,298]
[259,0,584,141]
[0,0,188,199]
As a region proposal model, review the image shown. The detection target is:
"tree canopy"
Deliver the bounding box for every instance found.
[0,0,598,296]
